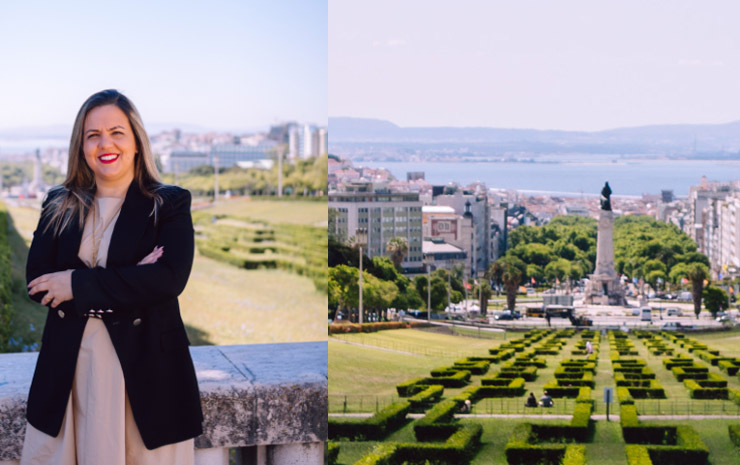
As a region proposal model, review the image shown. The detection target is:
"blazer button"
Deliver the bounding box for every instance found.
[57,310,65,319]
[133,318,142,326]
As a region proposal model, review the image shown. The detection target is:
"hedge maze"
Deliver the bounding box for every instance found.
[330,327,740,464]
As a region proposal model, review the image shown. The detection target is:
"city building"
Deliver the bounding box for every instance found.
[422,206,470,274]
[329,180,424,271]
[433,186,490,277]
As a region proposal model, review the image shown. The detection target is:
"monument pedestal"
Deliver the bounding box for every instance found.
[584,209,627,306]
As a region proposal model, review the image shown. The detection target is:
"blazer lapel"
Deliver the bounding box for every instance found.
[106,182,154,267]
[58,214,86,269]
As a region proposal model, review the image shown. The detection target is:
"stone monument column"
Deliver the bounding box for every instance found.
[585,182,627,305]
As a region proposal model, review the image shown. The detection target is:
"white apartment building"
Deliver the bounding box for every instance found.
[329,180,423,271]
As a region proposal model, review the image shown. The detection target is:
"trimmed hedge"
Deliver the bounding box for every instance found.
[684,379,728,399]
[718,359,740,376]
[423,370,471,388]
[505,424,567,465]
[671,365,709,381]
[620,405,710,464]
[328,402,410,440]
[328,442,340,465]
[396,378,427,397]
[467,378,527,398]
[453,358,491,375]
[730,424,740,448]
[662,357,695,370]
[355,425,483,464]
[505,403,593,464]
[625,445,652,465]
[328,321,428,334]
[413,400,458,442]
[408,385,444,411]
[498,365,538,381]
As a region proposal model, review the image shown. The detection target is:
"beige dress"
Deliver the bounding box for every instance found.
[20,197,195,465]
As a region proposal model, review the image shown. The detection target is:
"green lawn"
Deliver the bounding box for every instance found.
[5,200,327,348]
[330,327,740,464]
[197,197,327,227]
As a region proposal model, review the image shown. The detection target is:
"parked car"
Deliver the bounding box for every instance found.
[640,307,653,321]
[661,321,695,331]
[495,310,522,320]
[666,308,682,317]
[631,308,641,316]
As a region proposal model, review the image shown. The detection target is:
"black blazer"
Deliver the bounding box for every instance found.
[26,181,203,450]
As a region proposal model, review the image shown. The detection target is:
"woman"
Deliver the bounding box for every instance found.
[21,89,203,464]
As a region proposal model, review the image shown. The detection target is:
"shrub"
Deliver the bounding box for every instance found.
[353,443,397,465]
[408,385,444,411]
[328,402,410,440]
[718,358,740,376]
[562,445,587,465]
[453,358,491,375]
[396,378,426,397]
[327,442,340,465]
[422,370,471,388]
[413,400,459,442]
[684,379,729,399]
[729,425,740,448]
[505,424,565,465]
[625,445,652,465]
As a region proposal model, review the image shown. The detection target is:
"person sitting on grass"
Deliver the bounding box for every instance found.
[459,399,472,413]
[525,392,538,408]
[539,391,554,407]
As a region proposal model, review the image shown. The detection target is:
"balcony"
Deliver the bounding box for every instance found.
[0,341,327,465]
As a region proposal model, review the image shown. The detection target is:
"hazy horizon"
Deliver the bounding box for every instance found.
[330,0,740,132]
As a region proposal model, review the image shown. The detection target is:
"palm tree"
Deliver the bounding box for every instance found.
[385,237,409,269]
[488,256,526,311]
[687,262,709,318]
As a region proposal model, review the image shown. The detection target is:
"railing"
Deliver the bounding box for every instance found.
[329,394,740,418]
[0,341,328,465]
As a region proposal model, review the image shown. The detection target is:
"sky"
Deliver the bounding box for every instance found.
[330,0,740,132]
[0,0,327,133]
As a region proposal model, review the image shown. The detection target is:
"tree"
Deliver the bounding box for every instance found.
[362,273,399,321]
[488,256,526,311]
[385,237,409,269]
[328,265,359,320]
[702,286,729,318]
[687,263,710,318]
[479,283,492,316]
[544,258,571,284]
[526,264,544,285]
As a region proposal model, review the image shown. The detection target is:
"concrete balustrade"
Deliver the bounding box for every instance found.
[0,341,328,465]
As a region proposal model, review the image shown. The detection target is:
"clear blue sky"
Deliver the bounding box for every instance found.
[330,0,740,131]
[0,0,327,132]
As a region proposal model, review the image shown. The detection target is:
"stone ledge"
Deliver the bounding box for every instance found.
[0,341,328,461]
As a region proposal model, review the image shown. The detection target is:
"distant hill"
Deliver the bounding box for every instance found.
[329,117,740,155]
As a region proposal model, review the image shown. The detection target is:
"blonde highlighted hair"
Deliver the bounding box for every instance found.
[44,89,164,235]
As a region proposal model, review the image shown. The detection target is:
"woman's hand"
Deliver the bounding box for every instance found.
[28,270,74,308]
[138,246,164,265]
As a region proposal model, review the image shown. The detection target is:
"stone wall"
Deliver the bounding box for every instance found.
[0,342,328,465]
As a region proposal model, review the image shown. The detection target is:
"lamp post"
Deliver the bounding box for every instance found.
[427,264,431,323]
[359,246,363,325]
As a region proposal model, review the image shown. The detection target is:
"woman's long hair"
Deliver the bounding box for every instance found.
[44,89,164,235]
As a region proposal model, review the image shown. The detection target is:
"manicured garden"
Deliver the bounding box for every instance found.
[329,326,740,464]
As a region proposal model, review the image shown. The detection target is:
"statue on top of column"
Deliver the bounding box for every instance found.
[600,182,612,211]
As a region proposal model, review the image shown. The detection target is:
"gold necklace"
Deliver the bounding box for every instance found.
[90,199,124,267]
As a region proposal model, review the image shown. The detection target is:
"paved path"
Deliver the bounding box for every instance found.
[329,413,740,420]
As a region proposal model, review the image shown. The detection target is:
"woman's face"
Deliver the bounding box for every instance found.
[82,104,136,188]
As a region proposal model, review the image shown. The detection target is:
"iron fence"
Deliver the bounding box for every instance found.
[329,394,740,418]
